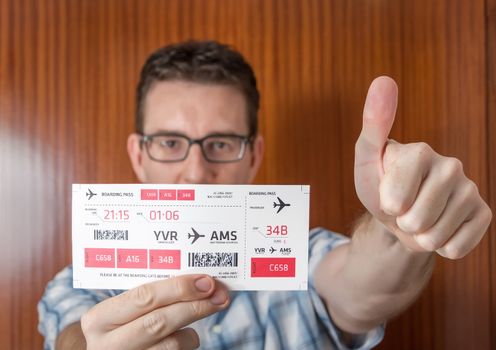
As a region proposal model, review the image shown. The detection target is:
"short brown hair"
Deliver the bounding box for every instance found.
[136,40,260,136]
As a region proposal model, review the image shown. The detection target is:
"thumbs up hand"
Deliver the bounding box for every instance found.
[354,77,492,258]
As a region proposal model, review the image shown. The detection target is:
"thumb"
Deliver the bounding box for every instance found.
[356,76,398,160]
[354,76,398,217]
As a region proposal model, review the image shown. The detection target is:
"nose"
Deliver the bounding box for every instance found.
[180,144,212,184]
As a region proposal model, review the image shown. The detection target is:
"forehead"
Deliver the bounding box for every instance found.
[143,81,249,135]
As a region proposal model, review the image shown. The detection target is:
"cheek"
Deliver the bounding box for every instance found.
[218,162,252,184]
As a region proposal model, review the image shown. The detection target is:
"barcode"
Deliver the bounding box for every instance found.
[188,252,238,267]
[94,229,128,240]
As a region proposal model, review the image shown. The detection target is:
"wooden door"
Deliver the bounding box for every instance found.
[0,0,493,348]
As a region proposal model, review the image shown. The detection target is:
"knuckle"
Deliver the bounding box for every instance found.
[460,180,478,202]
[476,202,493,229]
[414,234,441,251]
[355,135,372,153]
[188,300,203,318]
[442,157,463,178]
[381,195,408,216]
[172,276,188,297]
[129,284,155,308]
[484,204,493,223]
[417,141,432,153]
[142,312,169,337]
[413,142,432,163]
[429,239,444,252]
[397,215,423,233]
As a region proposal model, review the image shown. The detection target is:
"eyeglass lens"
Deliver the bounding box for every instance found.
[145,135,246,162]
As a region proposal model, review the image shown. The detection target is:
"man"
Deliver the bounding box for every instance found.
[39,41,492,349]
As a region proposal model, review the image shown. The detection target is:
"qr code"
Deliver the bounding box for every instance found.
[94,229,128,240]
[188,252,238,267]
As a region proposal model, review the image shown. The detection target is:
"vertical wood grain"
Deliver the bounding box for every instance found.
[0,0,492,348]
[487,0,496,346]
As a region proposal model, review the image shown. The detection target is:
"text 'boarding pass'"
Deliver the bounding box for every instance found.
[72,184,310,290]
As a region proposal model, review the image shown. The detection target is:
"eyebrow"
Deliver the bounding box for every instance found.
[145,129,247,136]
[144,129,184,135]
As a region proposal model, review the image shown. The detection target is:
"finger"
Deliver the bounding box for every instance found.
[437,202,492,259]
[110,285,229,349]
[413,181,479,251]
[147,327,200,350]
[380,142,431,216]
[395,155,459,232]
[83,274,215,331]
[356,76,398,162]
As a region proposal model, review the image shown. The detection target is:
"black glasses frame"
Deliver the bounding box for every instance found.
[140,132,253,163]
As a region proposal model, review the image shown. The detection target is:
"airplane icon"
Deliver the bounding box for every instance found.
[273,197,291,213]
[86,189,97,200]
[269,246,276,254]
[188,228,205,244]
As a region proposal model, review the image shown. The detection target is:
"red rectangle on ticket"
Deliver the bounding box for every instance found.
[177,189,195,200]
[117,249,148,268]
[141,189,158,200]
[85,248,115,268]
[159,189,177,200]
[251,257,296,277]
[149,249,181,269]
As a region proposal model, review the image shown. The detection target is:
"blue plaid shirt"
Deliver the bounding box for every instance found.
[38,228,384,349]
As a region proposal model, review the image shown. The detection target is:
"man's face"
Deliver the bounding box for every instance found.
[127,81,264,184]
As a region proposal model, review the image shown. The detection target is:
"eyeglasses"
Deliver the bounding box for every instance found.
[140,132,252,163]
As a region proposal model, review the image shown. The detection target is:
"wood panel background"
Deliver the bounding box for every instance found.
[0,0,493,348]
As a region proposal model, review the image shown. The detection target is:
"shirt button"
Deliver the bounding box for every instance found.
[212,324,222,334]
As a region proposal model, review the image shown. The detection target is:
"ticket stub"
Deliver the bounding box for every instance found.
[72,184,310,291]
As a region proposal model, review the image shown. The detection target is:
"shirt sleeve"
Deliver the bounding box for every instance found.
[307,227,385,350]
[37,265,120,350]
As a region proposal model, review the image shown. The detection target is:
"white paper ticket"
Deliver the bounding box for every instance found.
[72,184,310,291]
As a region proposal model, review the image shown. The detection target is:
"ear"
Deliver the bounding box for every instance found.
[247,134,264,183]
[127,133,148,183]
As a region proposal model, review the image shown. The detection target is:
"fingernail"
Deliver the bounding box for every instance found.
[194,277,212,292]
[210,289,227,305]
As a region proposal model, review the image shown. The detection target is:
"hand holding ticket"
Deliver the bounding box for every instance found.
[81,274,229,349]
[72,184,310,290]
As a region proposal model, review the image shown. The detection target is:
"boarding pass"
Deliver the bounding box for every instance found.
[72,184,310,290]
